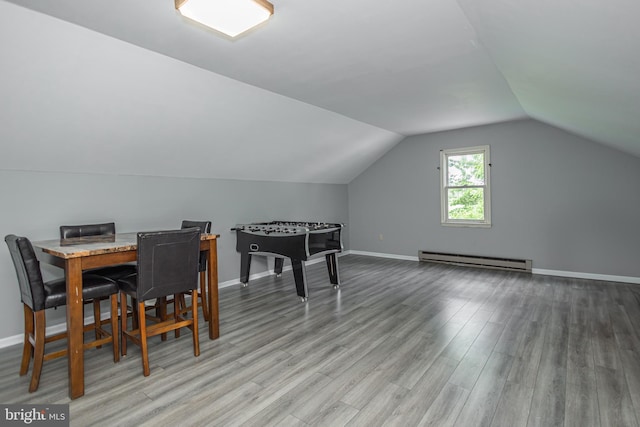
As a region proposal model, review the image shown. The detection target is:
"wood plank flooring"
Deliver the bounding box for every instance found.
[1,255,640,426]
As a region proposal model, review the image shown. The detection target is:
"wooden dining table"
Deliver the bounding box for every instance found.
[32,232,219,400]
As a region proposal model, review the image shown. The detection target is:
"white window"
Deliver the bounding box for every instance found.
[440,145,491,227]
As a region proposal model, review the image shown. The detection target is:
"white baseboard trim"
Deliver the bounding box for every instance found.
[532,268,640,284]
[219,269,273,288]
[346,249,640,284]
[0,313,100,350]
[0,334,25,349]
[346,250,419,262]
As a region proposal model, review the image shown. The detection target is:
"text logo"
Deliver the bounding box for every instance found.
[1,405,69,426]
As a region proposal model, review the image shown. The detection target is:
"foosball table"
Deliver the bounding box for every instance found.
[232,221,344,301]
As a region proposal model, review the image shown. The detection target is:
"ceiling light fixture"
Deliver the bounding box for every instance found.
[175,0,274,38]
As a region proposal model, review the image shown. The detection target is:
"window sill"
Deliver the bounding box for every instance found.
[440,222,491,228]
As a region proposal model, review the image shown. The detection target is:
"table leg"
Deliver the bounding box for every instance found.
[240,252,252,284]
[274,257,284,276]
[291,259,308,301]
[207,239,219,339]
[65,258,84,399]
[325,253,340,287]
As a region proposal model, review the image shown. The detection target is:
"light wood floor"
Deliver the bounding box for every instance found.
[1,255,640,426]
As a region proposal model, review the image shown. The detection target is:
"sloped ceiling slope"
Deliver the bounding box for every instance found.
[457,0,640,157]
[1,0,638,186]
[0,1,402,184]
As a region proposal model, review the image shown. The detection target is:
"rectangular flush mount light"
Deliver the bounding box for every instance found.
[175,0,274,38]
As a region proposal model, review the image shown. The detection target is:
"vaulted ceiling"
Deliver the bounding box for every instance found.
[1,0,638,183]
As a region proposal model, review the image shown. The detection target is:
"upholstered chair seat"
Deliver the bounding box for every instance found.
[42,275,119,309]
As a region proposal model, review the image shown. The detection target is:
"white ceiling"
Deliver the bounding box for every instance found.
[1,0,638,184]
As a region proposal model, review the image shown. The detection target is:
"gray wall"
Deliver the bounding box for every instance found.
[0,2,355,343]
[0,170,348,339]
[348,119,640,278]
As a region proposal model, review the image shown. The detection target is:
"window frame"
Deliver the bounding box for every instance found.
[440,145,491,228]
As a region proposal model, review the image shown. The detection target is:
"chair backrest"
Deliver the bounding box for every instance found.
[4,235,46,311]
[136,228,200,302]
[59,222,116,239]
[181,220,211,234]
[181,220,211,272]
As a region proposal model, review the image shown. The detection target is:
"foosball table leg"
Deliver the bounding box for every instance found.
[274,257,284,278]
[326,253,341,289]
[240,252,252,285]
[291,259,309,301]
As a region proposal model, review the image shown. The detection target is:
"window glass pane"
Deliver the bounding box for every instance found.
[447,188,484,220]
[447,153,485,186]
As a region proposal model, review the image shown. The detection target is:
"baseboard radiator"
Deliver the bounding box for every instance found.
[418,250,532,273]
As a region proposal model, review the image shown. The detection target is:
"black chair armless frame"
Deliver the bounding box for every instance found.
[117,228,201,376]
[5,234,120,393]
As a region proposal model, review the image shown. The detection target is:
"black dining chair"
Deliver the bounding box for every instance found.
[117,228,201,377]
[126,220,211,343]
[59,222,137,281]
[4,234,120,392]
[60,222,137,343]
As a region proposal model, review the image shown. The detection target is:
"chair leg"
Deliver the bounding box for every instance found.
[138,301,150,377]
[158,297,168,341]
[200,271,209,321]
[20,304,34,376]
[192,289,200,357]
[93,299,102,349]
[110,294,120,363]
[120,293,128,357]
[29,310,46,393]
[178,294,187,314]
[173,294,181,338]
[174,295,181,339]
[132,298,139,330]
